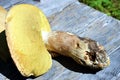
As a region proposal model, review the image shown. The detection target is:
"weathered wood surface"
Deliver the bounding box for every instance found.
[0,0,120,80]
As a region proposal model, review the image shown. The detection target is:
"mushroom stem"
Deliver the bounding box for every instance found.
[44,31,81,57]
[43,31,110,69]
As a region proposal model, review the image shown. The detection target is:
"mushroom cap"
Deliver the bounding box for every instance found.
[0,6,7,32]
[5,4,52,77]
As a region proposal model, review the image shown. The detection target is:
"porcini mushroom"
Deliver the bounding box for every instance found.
[5,4,52,77]
[0,6,7,32]
[5,4,110,77]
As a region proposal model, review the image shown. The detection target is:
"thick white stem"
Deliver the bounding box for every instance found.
[41,31,49,44]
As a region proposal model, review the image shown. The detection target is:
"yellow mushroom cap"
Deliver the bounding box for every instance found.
[5,4,52,77]
[0,6,7,32]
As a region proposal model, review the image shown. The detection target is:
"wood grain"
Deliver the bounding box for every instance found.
[0,0,120,80]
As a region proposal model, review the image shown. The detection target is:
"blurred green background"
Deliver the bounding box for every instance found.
[79,0,120,20]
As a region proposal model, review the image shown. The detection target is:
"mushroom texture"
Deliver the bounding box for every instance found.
[45,31,110,69]
[5,4,52,77]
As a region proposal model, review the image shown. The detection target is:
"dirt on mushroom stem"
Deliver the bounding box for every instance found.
[44,31,110,69]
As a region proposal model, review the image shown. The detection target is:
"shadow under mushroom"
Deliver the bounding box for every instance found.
[53,55,101,74]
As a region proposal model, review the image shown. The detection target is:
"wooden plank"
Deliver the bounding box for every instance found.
[0,0,120,80]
